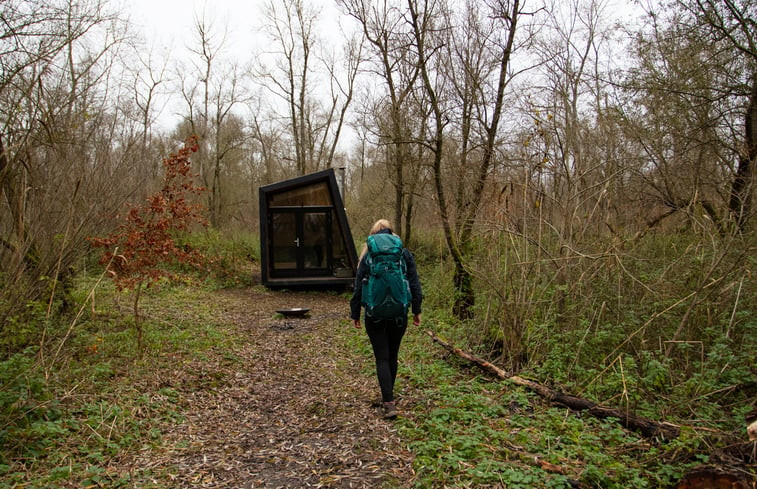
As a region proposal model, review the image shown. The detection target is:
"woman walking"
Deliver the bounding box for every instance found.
[350,219,422,419]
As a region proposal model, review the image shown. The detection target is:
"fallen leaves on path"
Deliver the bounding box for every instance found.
[124,287,415,488]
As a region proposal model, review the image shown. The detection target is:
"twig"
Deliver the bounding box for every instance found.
[726,276,744,339]
[602,290,696,365]
[47,251,117,375]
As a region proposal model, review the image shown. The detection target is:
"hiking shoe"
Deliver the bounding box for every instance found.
[383,401,398,419]
[373,394,401,407]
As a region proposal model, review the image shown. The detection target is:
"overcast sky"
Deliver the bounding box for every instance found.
[128,0,260,52]
[122,0,351,131]
[119,0,642,135]
[125,0,347,60]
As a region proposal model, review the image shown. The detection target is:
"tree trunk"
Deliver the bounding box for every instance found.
[0,135,7,180]
[408,0,470,320]
[404,190,414,245]
[394,153,403,235]
[729,73,756,231]
[452,261,475,319]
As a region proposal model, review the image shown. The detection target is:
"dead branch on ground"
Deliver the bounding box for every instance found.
[426,330,680,440]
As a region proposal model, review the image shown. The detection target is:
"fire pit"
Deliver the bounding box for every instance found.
[276,308,310,318]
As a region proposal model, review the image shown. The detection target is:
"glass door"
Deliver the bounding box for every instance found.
[270,207,332,278]
[302,211,330,272]
[271,212,298,275]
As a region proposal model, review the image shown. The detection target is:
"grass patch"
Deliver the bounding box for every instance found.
[1,227,753,488]
[0,279,245,488]
[395,312,726,488]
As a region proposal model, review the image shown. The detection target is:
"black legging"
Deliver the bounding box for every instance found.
[365,316,407,403]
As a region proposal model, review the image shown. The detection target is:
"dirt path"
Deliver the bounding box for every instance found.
[131,287,415,488]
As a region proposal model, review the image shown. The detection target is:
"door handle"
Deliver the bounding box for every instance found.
[294,238,300,247]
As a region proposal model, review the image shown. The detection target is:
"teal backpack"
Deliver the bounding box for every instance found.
[361,233,411,320]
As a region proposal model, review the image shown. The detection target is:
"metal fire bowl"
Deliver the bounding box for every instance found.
[276,308,310,318]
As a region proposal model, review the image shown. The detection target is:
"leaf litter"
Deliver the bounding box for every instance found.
[120,287,414,488]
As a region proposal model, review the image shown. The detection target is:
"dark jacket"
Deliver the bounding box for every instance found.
[350,229,423,321]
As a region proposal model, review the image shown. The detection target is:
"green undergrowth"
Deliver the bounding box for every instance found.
[184,229,260,289]
[1,225,753,488]
[395,318,718,488]
[0,280,244,488]
[405,229,755,485]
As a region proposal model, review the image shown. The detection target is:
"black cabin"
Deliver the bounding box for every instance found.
[259,169,358,288]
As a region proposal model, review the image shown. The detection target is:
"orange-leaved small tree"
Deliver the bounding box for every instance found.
[89,136,208,351]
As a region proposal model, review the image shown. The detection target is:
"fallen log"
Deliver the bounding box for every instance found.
[426,330,680,440]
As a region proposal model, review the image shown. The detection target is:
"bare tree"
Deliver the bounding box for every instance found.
[249,109,287,184]
[677,0,756,232]
[179,11,248,228]
[620,2,754,236]
[257,0,359,176]
[126,48,171,179]
[409,0,525,318]
[339,0,422,235]
[0,0,141,341]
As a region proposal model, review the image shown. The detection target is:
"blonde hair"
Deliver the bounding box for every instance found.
[359,219,395,259]
[369,219,393,235]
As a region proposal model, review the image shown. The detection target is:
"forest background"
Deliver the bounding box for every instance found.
[0,0,755,486]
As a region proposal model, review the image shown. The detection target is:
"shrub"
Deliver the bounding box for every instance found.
[89,136,209,351]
